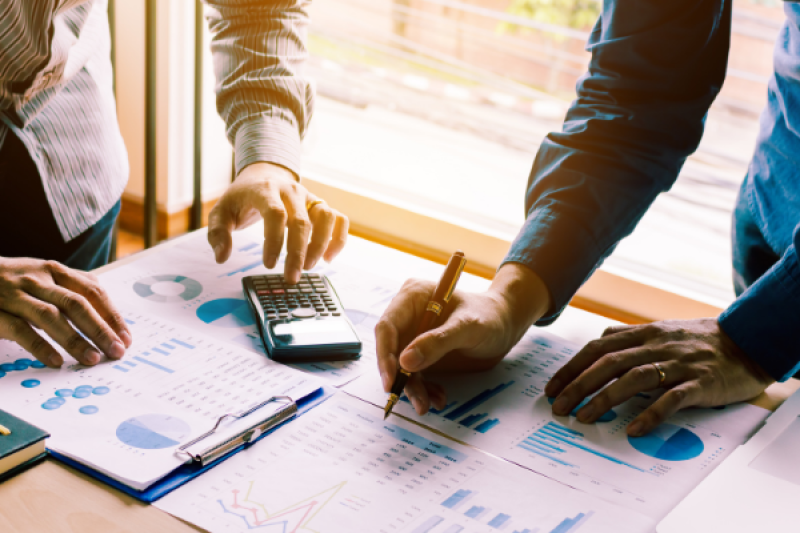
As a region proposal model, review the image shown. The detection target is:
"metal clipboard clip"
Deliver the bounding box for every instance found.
[176,395,297,466]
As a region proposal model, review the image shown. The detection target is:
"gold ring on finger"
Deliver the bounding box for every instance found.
[651,362,667,387]
[306,199,325,212]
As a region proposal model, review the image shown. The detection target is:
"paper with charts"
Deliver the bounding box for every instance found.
[0,313,320,490]
[156,393,654,533]
[98,227,403,387]
[343,330,770,519]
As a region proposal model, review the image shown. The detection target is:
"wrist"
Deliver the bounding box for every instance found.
[238,161,299,183]
[488,262,553,336]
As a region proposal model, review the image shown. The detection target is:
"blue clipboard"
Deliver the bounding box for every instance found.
[49,386,334,502]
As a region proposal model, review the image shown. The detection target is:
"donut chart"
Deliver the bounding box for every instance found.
[628,423,704,461]
[133,275,202,303]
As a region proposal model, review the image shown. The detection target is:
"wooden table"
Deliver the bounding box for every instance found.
[1,235,796,533]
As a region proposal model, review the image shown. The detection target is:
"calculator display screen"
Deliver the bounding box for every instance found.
[271,318,359,347]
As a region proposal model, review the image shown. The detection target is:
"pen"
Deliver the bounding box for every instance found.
[384,250,467,419]
[0,423,10,436]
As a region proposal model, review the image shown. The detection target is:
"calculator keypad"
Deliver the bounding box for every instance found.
[249,273,340,320]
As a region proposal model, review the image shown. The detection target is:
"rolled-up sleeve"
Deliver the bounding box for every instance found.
[719,222,800,382]
[502,0,732,324]
[205,0,313,177]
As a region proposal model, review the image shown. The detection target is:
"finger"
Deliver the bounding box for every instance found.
[378,280,435,352]
[576,361,685,424]
[0,310,62,367]
[424,381,448,411]
[545,327,647,397]
[207,202,236,264]
[5,294,105,366]
[627,381,701,437]
[398,314,482,373]
[281,187,311,284]
[261,186,288,269]
[551,345,662,416]
[49,266,131,348]
[304,202,335,270]
[375,317,399,392]
[323,211,349,263]
[602,324,635,337]
[29,284,126,359]
[404,372,431,415]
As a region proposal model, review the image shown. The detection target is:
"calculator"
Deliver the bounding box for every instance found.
[242,273,362,363]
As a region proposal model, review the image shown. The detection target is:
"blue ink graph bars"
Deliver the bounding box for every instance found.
[133,356,175,374]
[518,422,646,472]
[442,489,473,510]
[443,381,514,422]
[412,516,444,533]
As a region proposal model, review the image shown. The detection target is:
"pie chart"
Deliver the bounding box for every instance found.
[196,298,256,328]
[628,423,704,461]
[134,275,202,303]
[116,414,192,450]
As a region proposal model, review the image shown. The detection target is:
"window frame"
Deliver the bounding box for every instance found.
[302,171,726,324]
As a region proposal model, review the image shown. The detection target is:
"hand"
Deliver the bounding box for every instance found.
[545,318,774,437]
[207,162,349,284]
[0,258,133,368]
[375,263,552,414]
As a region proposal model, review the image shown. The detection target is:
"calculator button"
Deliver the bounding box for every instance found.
[271,289,285,294]
[314,306,325,312]
[316,288,328,294]
[300,288,313,293]
[320,312,329,316]
[308,273,321,279]
[286,288,299,294]
[267,274,282,281]
[300,303,312,308]
[332,312,341,316]
[256,289,271,296]
[266,313,277,319]
[292,308,317,319]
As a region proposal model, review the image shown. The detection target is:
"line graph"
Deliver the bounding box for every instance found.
[218,481,347,532]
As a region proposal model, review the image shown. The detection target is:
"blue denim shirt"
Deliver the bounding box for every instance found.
[504,0,800,381]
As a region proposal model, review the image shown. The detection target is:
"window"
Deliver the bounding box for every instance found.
[302,0,783,311]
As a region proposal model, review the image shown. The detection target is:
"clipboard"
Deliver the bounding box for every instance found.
[49,386,334,502]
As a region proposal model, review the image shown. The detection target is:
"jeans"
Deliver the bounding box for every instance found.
[0,131,119,271]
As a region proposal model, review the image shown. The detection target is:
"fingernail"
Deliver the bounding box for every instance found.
[108,341,125,360]
[49,354,63,367]
[84,349,102,365]
[577,405,595,422]
[213,244,223,261]
[400,347,424,371]
[121,330,133,348]
[547,378,561,394]
[266,254,279,268]
[628,421,643,437]
[552,396,570,415]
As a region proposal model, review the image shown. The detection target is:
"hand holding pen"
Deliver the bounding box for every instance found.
[382,251,467,418]
[375,261,553,418]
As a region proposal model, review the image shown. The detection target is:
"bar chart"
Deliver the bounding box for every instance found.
[429,489,596,533]
[518,422,646,471]
[112,337,195,375]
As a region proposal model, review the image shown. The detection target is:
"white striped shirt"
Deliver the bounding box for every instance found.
[0,0,313,241]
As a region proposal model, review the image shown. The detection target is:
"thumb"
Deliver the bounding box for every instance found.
[398,318,472,373]
[207,203,235,264]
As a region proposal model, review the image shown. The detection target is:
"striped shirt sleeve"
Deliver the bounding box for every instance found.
[205,0,313,178]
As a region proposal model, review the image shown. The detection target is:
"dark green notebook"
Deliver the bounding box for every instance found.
[0,409,49,482]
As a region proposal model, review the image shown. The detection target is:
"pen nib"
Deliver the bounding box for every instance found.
[383,394,398,420]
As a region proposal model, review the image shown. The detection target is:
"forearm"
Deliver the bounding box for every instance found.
[503,0,730,324]
[205,0,313,176]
